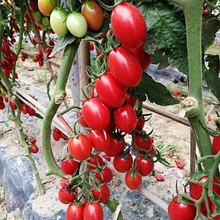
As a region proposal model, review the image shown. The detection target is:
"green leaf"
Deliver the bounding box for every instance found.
[138,1,188,74]
[104,199,124,220]
[131,72,180,106]
[204,55,220,102]
[50,33,76,57]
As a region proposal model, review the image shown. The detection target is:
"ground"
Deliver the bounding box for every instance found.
[0,41,219,219]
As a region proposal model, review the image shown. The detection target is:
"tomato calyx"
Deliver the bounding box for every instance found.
[96,0,123,11]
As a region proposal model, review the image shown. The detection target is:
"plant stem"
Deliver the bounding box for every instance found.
[182,0,218,174]
[41,41,80,177]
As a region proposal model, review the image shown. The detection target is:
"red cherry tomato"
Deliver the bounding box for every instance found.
[58,187,77,204]
[30,144,39,154]
[134,156,154,176]
[133,133,153,154]
[95,166,113,183]
[83,202,104,220]
[125,172,142,190]
[111,2,147,49]
[168,196,196,220]
[92,184,110,203]
[108,47,142,88]
[68,134,92,161]
[87,155,105,170]
[212,136,220,155]
[113,154,133,173]
[66,203,84,220]
[61,159,79,175]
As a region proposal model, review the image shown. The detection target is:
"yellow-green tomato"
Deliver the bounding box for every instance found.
[38,0,57,17]
[66,12,88,38]
[50,8,68,36]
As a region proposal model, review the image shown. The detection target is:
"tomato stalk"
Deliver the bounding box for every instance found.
[41,41,80,177]
[172,0,219,175]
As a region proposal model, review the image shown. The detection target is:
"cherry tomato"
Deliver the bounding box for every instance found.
[124,93,137,107]
[27,106,36,116]
[134,156,154,176]
[111,2,147,49]
[9,102,17,110]
[168,196,196,220]
[104,134,125,157]
[125,172,142,190]
[212,136,220,155]
[21,104,28,114]
[81,0,104,31]
[95,73,126,108]
[108,46,142,88]
[66,12,88,38]
[135,116,145,130]
[50,8,68,36]
[95,166,113,183]
[68,134,92,161]
[83,202,104,220]
[82,98,110,129]
[87,155,105,170]
[58,187,77,204]
[113,153,133,173]
[66,203,84,220]
[87,129,111,152]
[30,144,39,154]
[114,104,137,133]
[38,0,57,16]
[92,184,110,203]
[78,111,89,127]
[133,133,153,154]
[61,159,79,175]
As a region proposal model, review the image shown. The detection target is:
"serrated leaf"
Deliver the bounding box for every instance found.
[204,55,220,102]
[132,72,179,106]
[138,1,188,74]
[50,33,76,57]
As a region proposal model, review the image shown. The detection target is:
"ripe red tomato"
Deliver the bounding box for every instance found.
[95,166,113,183]
[168,196,196,220]
[77,111,89,127]
[21,104,28,114]
[108,47,142,88]
[66,203,84,220]
[83,202,104,220]
[82,98,110,129]
[58,187,77,204]
[114,104,137,133]
[61,159,79,175]
[212,136,220,155]
[135,116,145,130]
[104,134,125,157]
[124,93,137,107]
[129,47,152,70]
[133,133,153,154]
[1,41,10,56]
[87,129,111,152]
[113,153,133,173]
[30,144,39,154]
[9,51,18,62]
[68,134,92,161]
[9,102,17,110]
[111,2,147,49]
[81,0,104,31]
[92,184,110,203]
[27,106,36,116]
[95,73,126,108]
[87,155,105,170]
[134,156,154,176]
[125,172,142,190]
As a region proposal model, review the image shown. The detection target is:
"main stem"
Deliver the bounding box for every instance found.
[182,0,217,173]
[41,41,79,177]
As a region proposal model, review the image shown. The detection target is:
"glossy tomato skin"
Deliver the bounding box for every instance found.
[83,202,104,220]
[58,187,77,204]
[87,155,105,170]
[50,8,68,36]
[134,156,154,176]
[108,47,142,88]
[168,196,196,220]
[66,203,84,220]
[66,12,88,38]
[87,129,111,152]
[95,166,113,183]
[125,172,142,190]
[104,134,125,157]
[212,136,220,155]
[38,0,57,16]
[92,184,110,203]
[129,47,152,70]
[133,133,153,154]
[111,2,147,49]
[113,154,133,173]
[82,98,110,129]
[95,73,126,108]
[81,0,104,31]
[61,159,79,175]
[124,93,137,107]
[114,104,137,133]
[68,134,92,161]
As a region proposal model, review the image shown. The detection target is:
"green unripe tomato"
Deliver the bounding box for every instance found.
[66,12,87,38]
[50,8,68,36]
